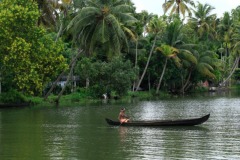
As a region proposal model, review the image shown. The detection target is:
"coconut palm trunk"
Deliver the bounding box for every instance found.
[133,38,139,91]
[56,57,76,104]
[181,68,192,94]
[156,58,168,94]
[56,18,64,42]
[135,36,157,91]
[0,72,1,94]
[176,0,180,15]
[86,77,90,88]
[220,56,240,87]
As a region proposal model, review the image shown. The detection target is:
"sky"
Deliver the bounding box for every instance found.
[131,0,240,18]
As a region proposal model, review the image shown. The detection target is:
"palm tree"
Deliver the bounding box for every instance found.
[217,12,233,63]
[129,11,155,90]
[162,0,195,18]
[35,0,58,28]
[189,2,217,40]
[137,10,155,36]
[161,17,197,93]
[178,49,197,93]
[180,48,220,93]
[68,0,137,56]
[218,12,233,35]
[35,0,73,36]
[155,44,180,94]
[219,24,240,86]
[232,6,240,22]
[135,16,167,91]
[217,7,240,87]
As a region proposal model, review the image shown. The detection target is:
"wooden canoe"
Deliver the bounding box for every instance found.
[105,114,210,126]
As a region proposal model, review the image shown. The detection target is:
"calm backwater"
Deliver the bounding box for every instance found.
[0,91,240,159]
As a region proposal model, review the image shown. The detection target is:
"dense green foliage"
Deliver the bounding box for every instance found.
[0,90,28,103]
[0,0,239,103]
[76,56,137,97]
[68,0,137,56]
[0,0,68,95]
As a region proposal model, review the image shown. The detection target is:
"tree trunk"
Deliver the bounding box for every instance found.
[56,57,77,104]
[73,76,77,91]
[156,58,168,94]
[148,74,151,91]
[135,36,157,91]
[220,56,240,87]
[176,1,180,15]
[55,19,64,42]
[185,82,192,91]
[86,77,89,88]
[55,8,68,42]
[0,72,1,94]
[0,80,1,94]
[133,38,139,91]
[180,69,192,94]
[44,49,82,100]
[44,71,66,100]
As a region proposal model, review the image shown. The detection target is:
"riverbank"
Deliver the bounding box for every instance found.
[24,90,172,107]
[1,84,239,108]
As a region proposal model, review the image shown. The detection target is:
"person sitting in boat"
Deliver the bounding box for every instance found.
[118,108,130,123]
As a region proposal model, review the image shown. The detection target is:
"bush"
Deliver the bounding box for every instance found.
[88,84,106,98]
[0,90,28,103]
[75,56,138,98]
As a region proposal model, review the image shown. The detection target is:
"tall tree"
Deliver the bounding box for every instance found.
[0,0,67,95]
[189,2,217,40]
[217,7,240,87]
[219,13,240,86]
[135,16,166,91]
[162,0,195,18]
[35,0,58,29]
[155,44,179,94]
[68,0,137,56]
[129,11,155,90]
[35,0,73,38]
[180,47,220,93]
[163,17,197,93]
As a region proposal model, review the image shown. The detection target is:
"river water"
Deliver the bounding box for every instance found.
[0,91,240,159]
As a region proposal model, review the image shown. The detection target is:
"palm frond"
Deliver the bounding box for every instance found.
[197,63,216,79]
[122,26,136,41]
[179,3,186,17]
[179,49,197,65]
[114,12,138,24]
[170,4,177,15]
[112,4,133,13]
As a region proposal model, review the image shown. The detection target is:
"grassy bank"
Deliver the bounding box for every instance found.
[3,85,239,108]
[25,90,172,107]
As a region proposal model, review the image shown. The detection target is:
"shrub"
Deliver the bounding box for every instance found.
[0,90,28,103]
[76,56,138,98]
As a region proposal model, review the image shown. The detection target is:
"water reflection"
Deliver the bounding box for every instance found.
[117,126,211,159]
[40,108,85,159]
[0,92,240,159]
[119,126,128,142]
[114,94,240,159]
